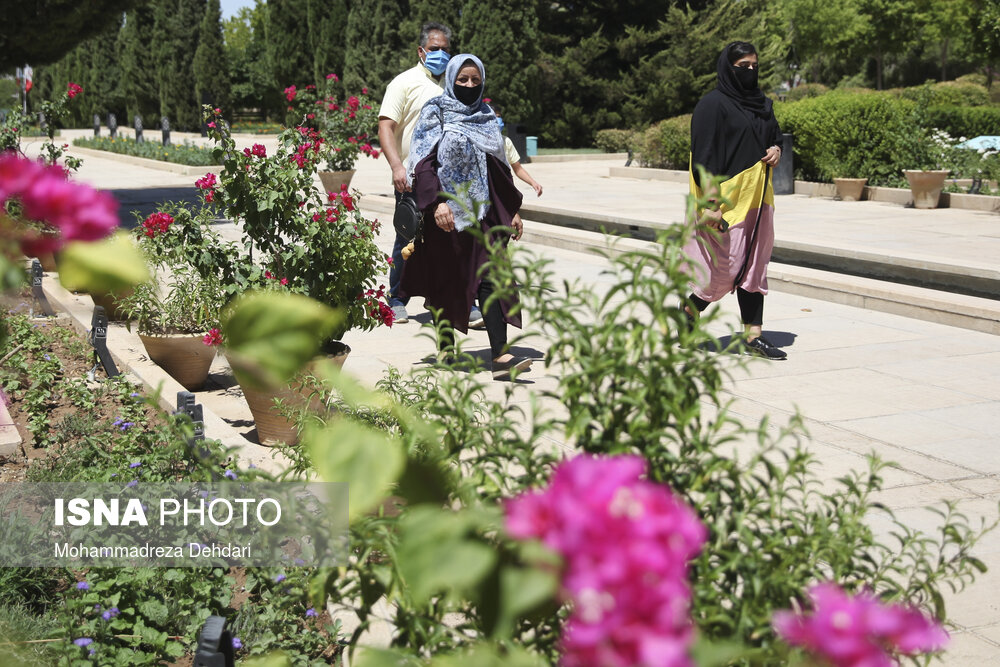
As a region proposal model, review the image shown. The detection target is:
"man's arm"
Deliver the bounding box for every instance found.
[378,117,409,192]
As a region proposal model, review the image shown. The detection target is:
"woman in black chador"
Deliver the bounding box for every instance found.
[684,41,787,360]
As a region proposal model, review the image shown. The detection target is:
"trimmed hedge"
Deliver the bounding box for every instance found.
[637,114,690,169]
[775,92,931,186]
[594,128,635,153]
[921,105,1000,140]
[72,135,220,166]
[897,81,990,107]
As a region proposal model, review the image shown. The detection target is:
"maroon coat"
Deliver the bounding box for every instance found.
[399,146,523,333]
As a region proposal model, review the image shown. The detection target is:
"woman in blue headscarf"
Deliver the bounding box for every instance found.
[401,54,531,380]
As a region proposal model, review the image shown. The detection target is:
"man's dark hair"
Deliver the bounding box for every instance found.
[420,22,453,47]
[726,41,757,64]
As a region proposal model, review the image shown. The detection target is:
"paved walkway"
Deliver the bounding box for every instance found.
[24,136,1000,664]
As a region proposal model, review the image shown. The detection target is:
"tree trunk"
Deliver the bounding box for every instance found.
[941,39,950,81]
[875,51,884,90]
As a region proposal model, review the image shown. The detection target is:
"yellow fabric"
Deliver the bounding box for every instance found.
[503,136,520,165]
[378,63,445,162]
[689,158,774,229]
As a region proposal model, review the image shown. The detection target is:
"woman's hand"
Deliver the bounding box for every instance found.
[531,181,543,197]
[761,145,781,167]
[511,213,524,241]
[434,202,455,232]
[700,204,727,232]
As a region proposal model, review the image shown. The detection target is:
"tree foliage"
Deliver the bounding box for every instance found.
[193,0,232,116]
[342,0,409,99]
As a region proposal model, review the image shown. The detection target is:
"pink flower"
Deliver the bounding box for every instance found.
[284,85,297,102]
[347,96,360,111]
[251,144,266,157]
[67,82,83,99]
[204,190,215,203]
[141,211,174,238]
[203,329,223,346]
[773,583,949,667]
[280,277,288,286]
[195,173,217,190]
[505,455,706,667]
[362,87,368,95]
[326,73,339,81]
[213,107,221,115]
[1,154,119,254]
[207,121,216,129]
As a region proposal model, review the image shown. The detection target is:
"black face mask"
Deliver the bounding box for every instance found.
[733,66,758,91]
[454,83,483,106]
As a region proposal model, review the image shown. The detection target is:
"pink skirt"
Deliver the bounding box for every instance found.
[683,204,774,302]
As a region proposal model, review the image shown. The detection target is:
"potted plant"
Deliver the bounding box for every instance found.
[901,128,951,209]
[284,74,380,193]
[117,209,225,391]
[153,108,393,443]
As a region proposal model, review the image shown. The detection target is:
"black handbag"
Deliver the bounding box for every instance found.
[392,194,422,241]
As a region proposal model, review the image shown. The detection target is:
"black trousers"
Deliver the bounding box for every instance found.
[439,278,507,358]
[689,288,764,326]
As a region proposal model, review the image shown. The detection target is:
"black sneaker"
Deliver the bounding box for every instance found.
[744,335,787,360]
[492,356,532,380]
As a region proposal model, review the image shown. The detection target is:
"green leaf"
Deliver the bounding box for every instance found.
[690,636,757,666]
[222,291,342,389]
[305,420,404,521]
[493,566,559,639]
[137,599,169,626]
[430,644,548,667]
[241,652,294,667]
[396,506,498,605]
[58,232,151,293]
[353,648,423,667]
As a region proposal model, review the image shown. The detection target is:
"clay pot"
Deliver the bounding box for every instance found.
[318,170,355,195]
[233,344,351,446]
[833,177,868,202]
[138,332,217,391]
[903,170,949,209]
[36,252,58,272]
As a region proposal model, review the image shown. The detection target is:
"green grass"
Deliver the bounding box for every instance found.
[0,603,61,665]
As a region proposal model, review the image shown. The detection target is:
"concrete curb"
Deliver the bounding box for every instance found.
[38,276,287,474]
[68,146,219,177]
[611,166,1000,212]
[529,153,628,163]
[360,194,999,335]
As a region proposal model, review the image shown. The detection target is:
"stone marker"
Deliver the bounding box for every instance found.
[134,114,144,143]
[108,112,117,138]
[93,114,101,136]
[161,116,171,146]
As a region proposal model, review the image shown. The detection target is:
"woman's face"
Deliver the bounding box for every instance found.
[455,65,482,87]
[731,53,758,70]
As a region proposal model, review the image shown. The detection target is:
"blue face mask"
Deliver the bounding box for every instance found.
[496,117,505,131]
[422,49,450,76]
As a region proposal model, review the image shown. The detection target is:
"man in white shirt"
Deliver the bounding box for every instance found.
[378,21,452,324]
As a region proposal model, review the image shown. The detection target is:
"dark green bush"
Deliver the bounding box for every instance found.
[637,114,690,169]
[775,92,934,185]
[593,128,636,153]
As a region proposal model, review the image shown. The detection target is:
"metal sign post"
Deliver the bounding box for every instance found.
[30,259,55,316]
[88,307,119,378]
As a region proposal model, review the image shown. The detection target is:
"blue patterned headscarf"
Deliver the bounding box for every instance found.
[407,54,507,231]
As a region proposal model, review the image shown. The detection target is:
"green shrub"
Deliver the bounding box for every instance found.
[72,136,220,166]
[637,114,690,169]
[776,92,933,185]
[593,128,636,153]
[899,81,990,107]
[922,105,1000,141]
[784,82,829,102]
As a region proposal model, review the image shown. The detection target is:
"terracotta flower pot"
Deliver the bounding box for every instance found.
[903,170,949,209]
[36,252,58,273]
[139,332,217,391]
[833,177,868,202]
[318,170,355,195]
[232,344,351,446]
